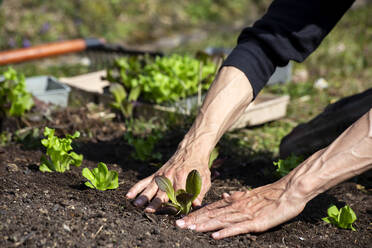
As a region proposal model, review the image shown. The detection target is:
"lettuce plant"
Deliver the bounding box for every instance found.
[124,130,162,162]
[39,127,83,173]
[155,169,202,215]
[0,67,34,117]
[82,162,119,191]
[109,82,141,119]
[273,154,303,177]
[106,54,216,104]
[322,205,357,231]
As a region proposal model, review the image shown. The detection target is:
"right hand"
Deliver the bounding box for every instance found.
[126,146,212,213]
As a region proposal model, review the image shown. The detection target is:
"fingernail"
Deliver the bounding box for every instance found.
[145,206,155,213]
[194,199,201,206]
[188,224,196,230]
[212,232,220,239]
[133,198,145,206]
[126,192,133,198]
[176,220,185,228]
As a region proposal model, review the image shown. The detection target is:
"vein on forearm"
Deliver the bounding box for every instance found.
[182,67,253,156]
[287,109,372,201]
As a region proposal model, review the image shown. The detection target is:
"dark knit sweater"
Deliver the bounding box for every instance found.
[222,0,355,97]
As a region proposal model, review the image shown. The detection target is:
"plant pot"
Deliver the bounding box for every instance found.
[25,76,71,107]
[136,93,290,131]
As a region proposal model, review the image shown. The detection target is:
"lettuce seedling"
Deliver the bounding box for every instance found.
[124,129,163,162]
[155,169,202,215]
[82,162,119,191]
[39,127,83,173]
[322,205,357,231]
[0,67,34,117]
[208,147,219,168]
[273,154,304,177]
[109,83,141,119]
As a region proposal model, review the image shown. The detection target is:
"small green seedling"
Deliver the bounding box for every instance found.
[109,83,141,119]
[322,205,357,231]
[0,67,34,117]
[208,147,219,168]
[124,130,163,162]
[273,154,303,177]
[82,162,119,191]
[39,127,83,173]
[155,169,202,215]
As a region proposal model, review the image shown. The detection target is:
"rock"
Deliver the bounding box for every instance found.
[39,208,48,215]
[314,78,329,89]
[292,68,309,83]
[6,163,19,172]
[63,223,71,232]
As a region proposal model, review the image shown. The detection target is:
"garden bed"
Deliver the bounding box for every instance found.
[0,106,371,247]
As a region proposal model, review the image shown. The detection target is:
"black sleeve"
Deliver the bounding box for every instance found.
[222,0,355,97]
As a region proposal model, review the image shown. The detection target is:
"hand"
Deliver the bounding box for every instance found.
[176,180,307,239]
[126,146,211,213]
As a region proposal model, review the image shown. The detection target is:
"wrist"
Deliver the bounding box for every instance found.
[282,151,325,203]
[177,133,215,164]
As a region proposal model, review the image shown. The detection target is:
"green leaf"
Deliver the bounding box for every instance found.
[155,176,177,204]
[82,163,119,191]
[327,205,339,218]
[128,85,141,102]
[176,190,193,205]
[322,217,332,224]
[39,127,83,173]
[106,54,216,104]
[82,168,96,189]
[109,83,127,102]
[1,67,34,117]
[338,206,357,230]
[208,147,219,168]
[186,169,202,201]
[274,155,304,177]
[323,205,357,231]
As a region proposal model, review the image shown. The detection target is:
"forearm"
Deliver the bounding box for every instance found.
[285,109,372,202]
[178,66,253,159]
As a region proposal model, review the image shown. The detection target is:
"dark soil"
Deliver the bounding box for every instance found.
[0,107,371,247]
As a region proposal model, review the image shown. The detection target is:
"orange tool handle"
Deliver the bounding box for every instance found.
[0,38,103,66]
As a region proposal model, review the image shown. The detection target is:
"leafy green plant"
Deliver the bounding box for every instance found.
[124,130,163,162]
[0,131,11,146]
[322,205,357,231]
[273,154,304,177]
[0,67,34,117]
[14,127,40,149]
[106,54,216,104]
[208,147,219,168]
[109,82,141,119]
[155,169,202,215]
[82,162,119,191]
[39,127,83,173]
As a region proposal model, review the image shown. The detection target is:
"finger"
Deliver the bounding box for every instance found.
[230,191,246,199]
[133,181,158,207]
[222,193,230,199]
[126,176,153,199]
[145,191,168,213]
[196,212,252,232]
[188,198,230,219]
[211,220,257,240]
[182,204,236,228]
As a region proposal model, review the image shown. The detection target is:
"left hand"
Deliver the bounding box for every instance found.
[176,180,307,239]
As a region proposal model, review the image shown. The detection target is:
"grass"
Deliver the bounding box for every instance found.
[1,1,371,157]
